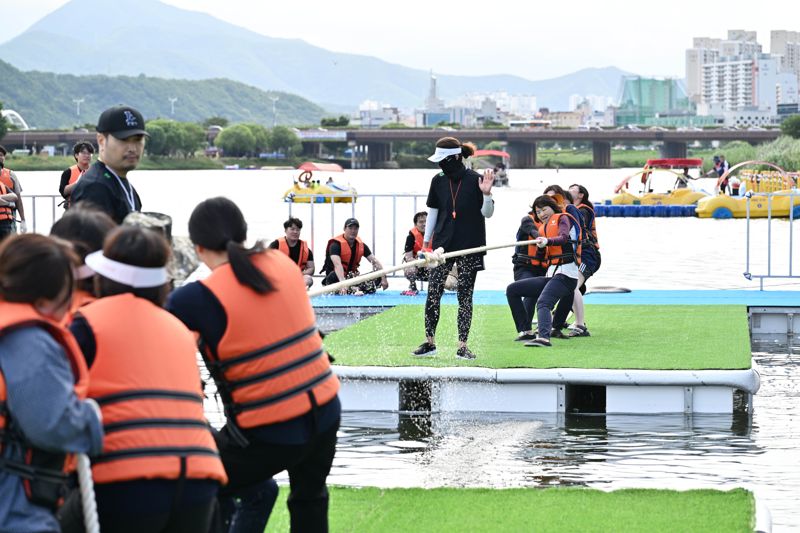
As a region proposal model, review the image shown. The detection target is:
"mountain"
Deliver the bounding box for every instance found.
[0,60,326,129]
[0,0,629,110]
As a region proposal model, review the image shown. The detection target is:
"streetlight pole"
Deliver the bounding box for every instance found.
[269,96,279,128]
[72,98,85,118]
[169,97,178,117]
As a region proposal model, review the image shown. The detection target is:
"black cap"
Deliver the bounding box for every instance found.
[96,105,149,139]
[344,217,359,228]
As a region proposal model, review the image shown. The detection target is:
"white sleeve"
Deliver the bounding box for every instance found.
[481,194,494,218]
[423,207,438,243]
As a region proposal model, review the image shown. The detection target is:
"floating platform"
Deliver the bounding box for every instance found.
[594,203,696,217]
[314,291,800,416]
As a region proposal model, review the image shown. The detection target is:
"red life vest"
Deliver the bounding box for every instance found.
[410,227,424,257]
[78,294,227,485]
[0,168,13,191]
[543,212,582,266]
[67,165,84,186]
[0,302,89,508]
[0,180,13,222]
[326,234,364,275]
[277,237,310,270]
[200,251,339,429]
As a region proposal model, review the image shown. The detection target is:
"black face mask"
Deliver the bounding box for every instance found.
[438,156,464,176]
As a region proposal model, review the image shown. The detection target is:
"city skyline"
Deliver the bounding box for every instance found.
[3,0,793,81]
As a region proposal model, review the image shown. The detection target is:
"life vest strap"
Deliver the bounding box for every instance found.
[103,418,212,434]
[94,389,204,406]
[0,456,69,483]
[93,446,220,464]
[227,348,325,390]
[213,325,318,371]
[233,369,334,413]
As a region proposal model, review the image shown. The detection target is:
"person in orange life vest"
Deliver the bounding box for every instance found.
[49,204,116,324]
[558,184,602,338]
[321,217,389,295]
[167,197,341,533]
[412,137,494,360]
[58,142,94,210]
[506,195,581,347]
[59,226,226,533]
[268,216,315,288]
[401,211,429,295]
[0,234,103,533]
[0,145,27,234]
[0,177,16,242]
[512,207,546,282]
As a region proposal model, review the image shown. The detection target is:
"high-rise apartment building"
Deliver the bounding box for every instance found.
[686,30,762,103]
[771,30,800,78]
[701,55,798,112]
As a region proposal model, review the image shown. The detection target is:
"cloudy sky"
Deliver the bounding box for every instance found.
[2,0,791,80]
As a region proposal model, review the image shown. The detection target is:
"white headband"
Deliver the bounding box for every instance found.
[427,146,463,162]
[85,251,169,288]
[75,264,95,280]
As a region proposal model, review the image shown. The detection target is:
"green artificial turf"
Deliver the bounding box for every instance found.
[323,305,752,370]
[265,486,754,532]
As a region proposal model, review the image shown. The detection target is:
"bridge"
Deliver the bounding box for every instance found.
[2,128,781,169]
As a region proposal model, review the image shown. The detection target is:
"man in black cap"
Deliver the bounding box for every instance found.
[70,105,148,223]
[321,217,388,295]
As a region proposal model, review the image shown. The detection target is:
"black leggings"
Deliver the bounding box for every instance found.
[424,255,481,342]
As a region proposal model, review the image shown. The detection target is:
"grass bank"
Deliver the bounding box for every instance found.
[265,486,754,532]
[323,304,752,370]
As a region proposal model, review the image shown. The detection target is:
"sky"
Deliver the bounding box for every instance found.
[0,0,793,80]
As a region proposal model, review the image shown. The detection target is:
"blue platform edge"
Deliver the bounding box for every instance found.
[312,289,800,308]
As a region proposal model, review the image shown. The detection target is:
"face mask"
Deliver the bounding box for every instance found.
[438,156,463,176]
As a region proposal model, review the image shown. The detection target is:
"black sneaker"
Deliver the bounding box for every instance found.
[524,338,552,348]
[514,333,537,342]
[551,328,569,339]
[412,342,437,357]
[456,346,477,360]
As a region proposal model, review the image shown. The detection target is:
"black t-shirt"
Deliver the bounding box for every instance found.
[268,238,314,265]
[323,239,372,273]
[70,161,142,224]
[426,168,486,253]
[404,231,416,254]
[59,167,72,198]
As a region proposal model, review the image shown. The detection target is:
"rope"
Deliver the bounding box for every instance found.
[308,240,539,297]
[77,453,100,533]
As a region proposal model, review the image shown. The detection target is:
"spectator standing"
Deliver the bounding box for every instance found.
[0,145,27,234]
[58,141,95,209]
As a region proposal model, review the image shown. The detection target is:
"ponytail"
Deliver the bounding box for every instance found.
[226,240,272,294]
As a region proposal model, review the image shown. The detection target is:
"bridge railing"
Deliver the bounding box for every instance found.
[744,191,800,290]
[286,193,427,277]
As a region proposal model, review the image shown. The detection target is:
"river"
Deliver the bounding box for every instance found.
[17,166,800,529]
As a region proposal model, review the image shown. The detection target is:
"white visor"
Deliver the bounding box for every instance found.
[75,264,95,280]
[427,146,462,162]
[85,251,169,288]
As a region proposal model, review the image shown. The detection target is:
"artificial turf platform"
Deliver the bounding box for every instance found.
[265,486,754,532]
[323,305,752,370]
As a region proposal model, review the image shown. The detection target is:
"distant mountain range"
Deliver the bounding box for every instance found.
[0,0,630,111]
[0,60,326,129]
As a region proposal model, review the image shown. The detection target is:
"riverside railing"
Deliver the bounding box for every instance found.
[286,193,427,277]
[14,194,63,233]
[744,190,800,290]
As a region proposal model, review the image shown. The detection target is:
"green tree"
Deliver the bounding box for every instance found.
[202,116,229,128]
[268,125,300,156]
[144,122,167,157]
[215,124,257,157]
[0,101,8,141]
[320,115,350,127]
[242,123,270,153]
[781,115,800,139]
[177,122,206,158]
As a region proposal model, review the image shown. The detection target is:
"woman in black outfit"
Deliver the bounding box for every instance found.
[412,137,495,360]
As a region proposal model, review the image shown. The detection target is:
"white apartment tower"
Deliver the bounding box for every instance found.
[702,55,798,112]
[686,30,762,103]
[771,30,800,78]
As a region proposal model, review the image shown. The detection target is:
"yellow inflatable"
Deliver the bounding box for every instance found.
[282,164,357,204]
[611,158,710,205]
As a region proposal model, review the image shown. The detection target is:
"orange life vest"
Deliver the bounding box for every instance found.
[78,294,227,485]
[0,180,13,222]
[67,165,84,186]
[326,234,364,275]
[0,168,13,191]
[277,237,310,270]
[410,227,424,257]
[543,212,582,266]
[0,302,89,507]
[60,289,96,327]
[200,251,339,429]
[526,215,547,267]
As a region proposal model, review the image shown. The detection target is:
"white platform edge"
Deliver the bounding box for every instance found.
[754,493,773,533]
[332,365,761,394]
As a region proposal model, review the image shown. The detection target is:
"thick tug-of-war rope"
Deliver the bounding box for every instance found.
[77,453,100,533]
[308,240,543,298]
